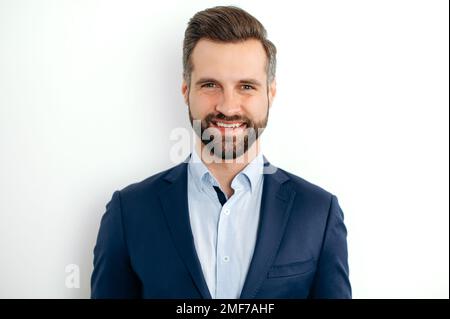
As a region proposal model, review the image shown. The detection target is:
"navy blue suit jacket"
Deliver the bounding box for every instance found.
[91,156,351,298]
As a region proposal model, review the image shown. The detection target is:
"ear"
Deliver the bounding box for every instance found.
[181,80,189,105]
[268,78,277,108]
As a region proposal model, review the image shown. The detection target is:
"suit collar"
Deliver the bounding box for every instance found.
[239,160,296,298]
[158,159,212,298]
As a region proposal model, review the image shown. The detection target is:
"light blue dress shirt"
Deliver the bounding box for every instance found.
[187,149,265,299]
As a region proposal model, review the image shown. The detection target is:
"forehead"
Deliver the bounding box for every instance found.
[190,38,267,81]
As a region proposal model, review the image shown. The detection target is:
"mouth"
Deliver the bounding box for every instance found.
[209,120,247,133]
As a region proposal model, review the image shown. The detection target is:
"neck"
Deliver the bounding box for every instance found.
[194,137,261,197]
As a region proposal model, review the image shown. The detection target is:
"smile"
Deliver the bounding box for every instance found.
[216,122,244,128]
[209,121,247,134]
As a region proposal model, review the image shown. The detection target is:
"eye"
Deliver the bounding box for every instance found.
[241,84,254,90]
[201,82,217,88]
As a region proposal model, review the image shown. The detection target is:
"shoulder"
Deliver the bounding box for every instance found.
[280,167,332,196]
[273,166,335,209]
[118,161,187,200]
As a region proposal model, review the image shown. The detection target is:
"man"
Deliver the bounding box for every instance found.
[91,6,351,299]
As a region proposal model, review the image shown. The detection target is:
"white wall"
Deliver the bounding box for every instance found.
[0,0,448,298]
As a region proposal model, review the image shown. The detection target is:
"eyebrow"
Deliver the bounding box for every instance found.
[195,77,263,87]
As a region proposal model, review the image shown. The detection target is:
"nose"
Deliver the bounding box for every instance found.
[215,87,242,117]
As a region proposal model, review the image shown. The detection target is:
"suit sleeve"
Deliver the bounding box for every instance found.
[309,195,352,298]
[91,191,141,298]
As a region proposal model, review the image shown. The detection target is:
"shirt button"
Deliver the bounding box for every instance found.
[222,256,230,262]
[224,209,230,215]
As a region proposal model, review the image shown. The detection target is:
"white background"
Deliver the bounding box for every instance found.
[0,0,448,298]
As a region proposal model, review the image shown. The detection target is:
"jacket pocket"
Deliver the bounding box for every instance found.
[267,258,315,278]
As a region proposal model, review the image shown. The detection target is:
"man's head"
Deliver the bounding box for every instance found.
[181,6,277,161]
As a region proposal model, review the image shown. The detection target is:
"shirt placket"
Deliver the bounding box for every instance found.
[214,177,246,299]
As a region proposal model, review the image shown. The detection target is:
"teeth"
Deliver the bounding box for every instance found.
[215,122,244,128]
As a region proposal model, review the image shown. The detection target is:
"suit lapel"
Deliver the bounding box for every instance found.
[240,159,296,298]
[158,161,212,299]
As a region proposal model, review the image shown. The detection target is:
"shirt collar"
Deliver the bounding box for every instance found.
[188,148,264,194]
[188,149,211,190]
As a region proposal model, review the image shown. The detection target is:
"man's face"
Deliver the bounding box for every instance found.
[182,39,276,161]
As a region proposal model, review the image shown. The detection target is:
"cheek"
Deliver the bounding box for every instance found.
[189,93,218,114]
[246,95,268,119]
[190,91,267,119]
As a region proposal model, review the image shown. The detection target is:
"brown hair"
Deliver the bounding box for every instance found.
[183,6,277,86]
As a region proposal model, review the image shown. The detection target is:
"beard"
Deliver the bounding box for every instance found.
[189,106,269,161]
